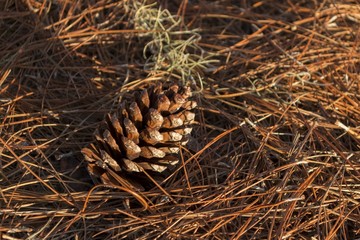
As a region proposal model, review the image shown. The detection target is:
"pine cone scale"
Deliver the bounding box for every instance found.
[155,94,170,112]
[140,146,166,159]
[123,118,139,143]
[137,89,150,112]
[121,136,141,160]
[106,113,124,137]
[145,108,164,128]
[128,102,142,125]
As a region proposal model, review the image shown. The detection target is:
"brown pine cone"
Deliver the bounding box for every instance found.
[82,83,196,191]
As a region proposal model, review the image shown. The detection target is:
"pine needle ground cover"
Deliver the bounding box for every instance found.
[1,0,359,239]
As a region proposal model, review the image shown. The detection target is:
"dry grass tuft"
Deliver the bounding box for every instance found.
[1,0,360,239]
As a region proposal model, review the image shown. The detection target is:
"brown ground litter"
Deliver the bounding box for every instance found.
[1,0,359,239]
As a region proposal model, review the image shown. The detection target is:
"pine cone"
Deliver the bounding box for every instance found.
[82,83,196,191]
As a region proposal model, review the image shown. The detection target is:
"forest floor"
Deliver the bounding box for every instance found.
[1,0,360,239]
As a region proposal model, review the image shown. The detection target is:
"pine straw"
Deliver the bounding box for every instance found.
[1,0,360,239]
